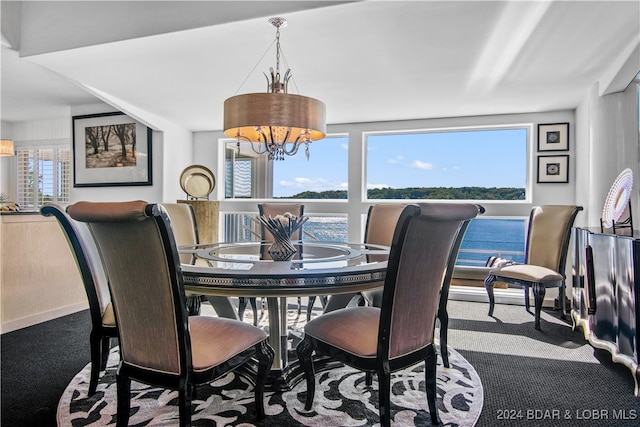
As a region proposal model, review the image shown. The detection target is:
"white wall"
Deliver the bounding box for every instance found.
[575,81,639,228]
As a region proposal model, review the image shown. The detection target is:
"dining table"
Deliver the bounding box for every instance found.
[179,240,390,391]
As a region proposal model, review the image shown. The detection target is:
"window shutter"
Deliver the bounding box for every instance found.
[16,145,70,210]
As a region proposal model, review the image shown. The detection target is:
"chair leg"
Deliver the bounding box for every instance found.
[438,305,450,368]
[297,296,302,315]
[255,340,275,419]
[89,330,101,396]
[307,296,317,321]
[425,346,440,425]
[238,297,259,326]
[378,365,392,427]
[178,385,193,427]
[100,336,111,370]
[532,283,546,330]
[185,295,201,316]
[249,298,258,326]
[296,338,316,410]
[365,371,373,386]
[116,370,131,427]
[559,282,567,319]
[484,275,496,316]
[524,287,531,312]
[238,297,247,321]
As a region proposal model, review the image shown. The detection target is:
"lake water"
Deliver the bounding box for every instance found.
[303,217,526,266]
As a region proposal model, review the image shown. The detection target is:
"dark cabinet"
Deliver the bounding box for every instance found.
[571,227,640,396]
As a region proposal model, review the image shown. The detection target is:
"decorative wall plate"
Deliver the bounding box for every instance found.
[179,165,215,199]
[601,168,633,228]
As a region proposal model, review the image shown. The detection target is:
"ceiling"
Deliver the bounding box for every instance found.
[1,1,639,132]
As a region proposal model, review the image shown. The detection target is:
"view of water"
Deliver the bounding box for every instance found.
[302,217,526,266]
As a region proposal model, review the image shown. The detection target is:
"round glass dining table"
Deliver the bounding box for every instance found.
[179,240,389,390]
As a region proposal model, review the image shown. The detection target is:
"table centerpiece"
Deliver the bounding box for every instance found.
[257,212,308,261]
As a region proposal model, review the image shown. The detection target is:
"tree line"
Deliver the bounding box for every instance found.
[283,187,525,200]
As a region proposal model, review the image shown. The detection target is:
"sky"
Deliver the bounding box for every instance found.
[273,128,528,198]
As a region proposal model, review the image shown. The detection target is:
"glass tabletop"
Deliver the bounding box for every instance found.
[179,241,390,297]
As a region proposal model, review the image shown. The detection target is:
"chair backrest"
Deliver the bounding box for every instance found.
[160,203,199,265]
[68,201,191,377]
[525,205,583,273]
[379,203,479,361]
[40,204,111,328]
[364,204,407,262]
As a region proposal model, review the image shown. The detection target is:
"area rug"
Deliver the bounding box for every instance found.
[57,308,483,426]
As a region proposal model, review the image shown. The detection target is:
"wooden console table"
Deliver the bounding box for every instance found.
[571,227,640,396]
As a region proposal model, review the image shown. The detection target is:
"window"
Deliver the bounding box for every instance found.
[225,148,255,198]
[16,143,70,211]
[365,127,528,200]
[222,213,348,243]
[457,217,526,266]
[224,135,349,199]
[272,136,348,198]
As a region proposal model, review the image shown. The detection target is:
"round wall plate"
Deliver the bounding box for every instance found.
[180,165,215,199]
[601,168,633,228]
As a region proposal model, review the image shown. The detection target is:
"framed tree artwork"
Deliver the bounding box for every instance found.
[72,112,152,187]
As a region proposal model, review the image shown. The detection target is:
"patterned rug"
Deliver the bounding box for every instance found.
[57,307,483,426]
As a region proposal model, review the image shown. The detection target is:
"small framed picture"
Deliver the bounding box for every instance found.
[537,123,569,151]
[72,112,152,187]
[537,155,569,183]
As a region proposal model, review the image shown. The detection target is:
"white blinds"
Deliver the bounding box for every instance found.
[16,145,70,211]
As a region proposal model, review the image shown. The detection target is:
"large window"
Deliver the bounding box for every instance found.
[366,127,528,200]
[16,143,70,211]
[224,135,349,199]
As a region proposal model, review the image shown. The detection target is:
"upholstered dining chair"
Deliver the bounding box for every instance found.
[40,203,117,397]
[67,201,274,426]
[296,203,479,427]
[322,204,407,313]
[352,203,483,369]
[360,203,408,307]
[161,203,237,320]
[485,205,583,330]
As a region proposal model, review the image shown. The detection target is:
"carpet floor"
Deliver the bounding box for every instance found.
[56,305,483,426]
[4,298,640,427]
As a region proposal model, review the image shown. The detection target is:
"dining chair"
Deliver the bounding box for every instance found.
[485,204,583,330]
[67,201,274,426]
[40,203,118,396]
[296,202,479,427]
[360,204,408,307]
[160,203,237,320]
[355,203,483,369]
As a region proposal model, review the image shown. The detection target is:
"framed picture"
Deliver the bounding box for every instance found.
[73,112,152,187]
[537,155,569,183]
[537,122,569,151]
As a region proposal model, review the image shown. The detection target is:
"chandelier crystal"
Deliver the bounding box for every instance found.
[223,18,326,161]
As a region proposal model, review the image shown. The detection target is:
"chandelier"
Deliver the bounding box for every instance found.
[223,17,326,161]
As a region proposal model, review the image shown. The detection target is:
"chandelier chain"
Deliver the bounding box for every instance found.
[275,26,281,74]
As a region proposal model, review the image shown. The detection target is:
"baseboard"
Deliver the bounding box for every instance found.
[1,302,88,334]
[449,286,557,308]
